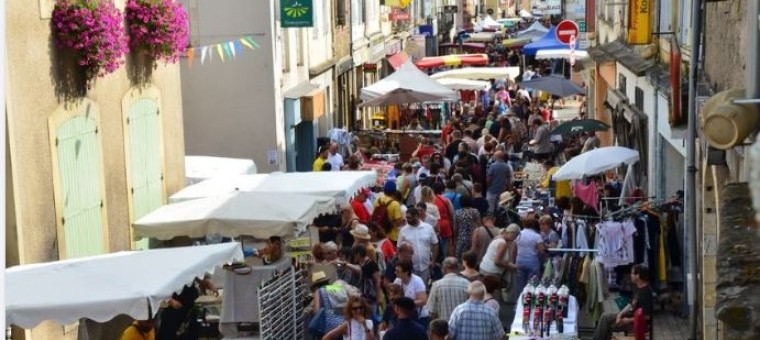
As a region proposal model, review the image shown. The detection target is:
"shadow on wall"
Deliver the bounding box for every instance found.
[126,51,155,88]
[49,21,88,103]
[48,20,158,102]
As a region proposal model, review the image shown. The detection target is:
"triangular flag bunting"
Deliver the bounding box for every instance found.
[240,37,255,50]
[228,41,237,58]
[222,42,232,59]
[234,40,242,56]
[186,48,194,68]
[200,46,208,65]
[216,44,225,61]
[244,36,260,49]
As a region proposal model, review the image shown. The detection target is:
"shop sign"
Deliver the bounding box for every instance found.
[390,7,410,21]
[545,0,561,15]
[280,0,313,28]
[627,0,652,45]
[363,63,378,72]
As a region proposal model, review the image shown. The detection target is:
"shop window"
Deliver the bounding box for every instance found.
[122,87,166,250]
[49,99,108,259]
[635,87,644,111]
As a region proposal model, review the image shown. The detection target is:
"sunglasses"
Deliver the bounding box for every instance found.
[353,307,364,311]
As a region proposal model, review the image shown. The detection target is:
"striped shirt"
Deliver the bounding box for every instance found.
[449,300,506,340]
[425,273,470,321]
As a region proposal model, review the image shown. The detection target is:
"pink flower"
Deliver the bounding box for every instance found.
[52,0,128,84]
[125,0,189,64]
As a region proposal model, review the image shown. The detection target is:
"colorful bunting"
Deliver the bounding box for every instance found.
[185,35,260,68]
[186,48,194,68]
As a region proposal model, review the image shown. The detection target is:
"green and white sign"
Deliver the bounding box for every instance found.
[281,0,313,28]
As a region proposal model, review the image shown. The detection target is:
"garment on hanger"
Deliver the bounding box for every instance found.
[594,220,636,269]
[573,182,599,212]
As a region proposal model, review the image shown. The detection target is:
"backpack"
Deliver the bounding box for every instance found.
[371,198,392,234]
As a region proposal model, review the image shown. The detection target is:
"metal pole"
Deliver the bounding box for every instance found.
[748,0,760,100]
[685,0,702,338]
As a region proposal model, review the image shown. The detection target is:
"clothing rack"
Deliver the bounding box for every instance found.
[547,248,598,253]
[604,195,682,220]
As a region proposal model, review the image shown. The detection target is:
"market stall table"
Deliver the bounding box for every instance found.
[218,256,292,337]
[509,293,580,339]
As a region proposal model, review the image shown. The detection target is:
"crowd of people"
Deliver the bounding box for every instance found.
[303,66,648,340]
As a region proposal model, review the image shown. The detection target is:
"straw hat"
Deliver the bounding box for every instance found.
[350,224,372,240]
[311,271,330,285]
[499,191,516,206]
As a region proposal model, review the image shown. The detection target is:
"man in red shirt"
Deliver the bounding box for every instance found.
[351,188,371,223]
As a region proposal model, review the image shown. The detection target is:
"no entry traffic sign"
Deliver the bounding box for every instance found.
[556,20,580,45]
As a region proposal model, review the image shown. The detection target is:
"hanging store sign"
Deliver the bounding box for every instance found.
[670,37,683,126]
[281,0,313,28]
[390,7,411,21]
[627,0,652,45]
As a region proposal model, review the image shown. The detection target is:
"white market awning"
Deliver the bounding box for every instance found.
[133,192,337,240]
[185,155,257,185]
[169,171,377,204]
[360,61,458,102]
[6,243,243,329]
[536,49,590,61]
[431,67,520,81]
[436,78,492,91]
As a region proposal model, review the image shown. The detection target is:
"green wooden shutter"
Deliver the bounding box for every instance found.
[56,115,105,258]
[128,98,164,250]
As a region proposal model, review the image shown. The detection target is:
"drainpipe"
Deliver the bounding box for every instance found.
[748,0,760,101]
[685,0,702,339]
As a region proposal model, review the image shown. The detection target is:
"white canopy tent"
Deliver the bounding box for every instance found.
[536,49,590,61]
[479,15,503,30]
[6,243,243,329]
[431,67,520,81]
[169,171,377,204]
[517,21,550,42]
[133,192,337,240]
[185,156,257,185]
[170,174,269,203]
[360,61,459,101]
[436,78,492,91]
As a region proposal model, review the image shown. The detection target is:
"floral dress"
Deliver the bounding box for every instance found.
[454,207,481,259]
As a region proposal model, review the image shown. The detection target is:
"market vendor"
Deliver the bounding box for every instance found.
[592,264,653,340]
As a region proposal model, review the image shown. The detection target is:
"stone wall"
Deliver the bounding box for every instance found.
[704,0,746,91]
[716,182,760,339]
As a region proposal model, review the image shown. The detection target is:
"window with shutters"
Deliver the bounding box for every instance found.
[122,87,166,249]
[49,99,109,259]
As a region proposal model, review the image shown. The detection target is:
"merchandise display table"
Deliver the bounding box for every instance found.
[509,293,579,339]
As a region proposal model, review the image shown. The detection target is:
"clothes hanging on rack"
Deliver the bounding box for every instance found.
[327,128,353,156]
[573,182,599,212]
[594,220,636,269]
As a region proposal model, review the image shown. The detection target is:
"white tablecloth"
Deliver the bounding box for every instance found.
[510,294,579,338]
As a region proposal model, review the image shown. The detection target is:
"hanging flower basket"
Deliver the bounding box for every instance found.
[126,0,189,64]
[52,0,128,85]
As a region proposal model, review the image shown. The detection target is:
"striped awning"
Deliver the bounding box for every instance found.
[415,54,489,69]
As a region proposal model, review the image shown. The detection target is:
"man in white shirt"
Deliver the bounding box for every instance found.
[326,142,343,171]
[397,207,439,284]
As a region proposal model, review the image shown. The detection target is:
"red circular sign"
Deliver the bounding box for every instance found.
[556,20,580,45]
